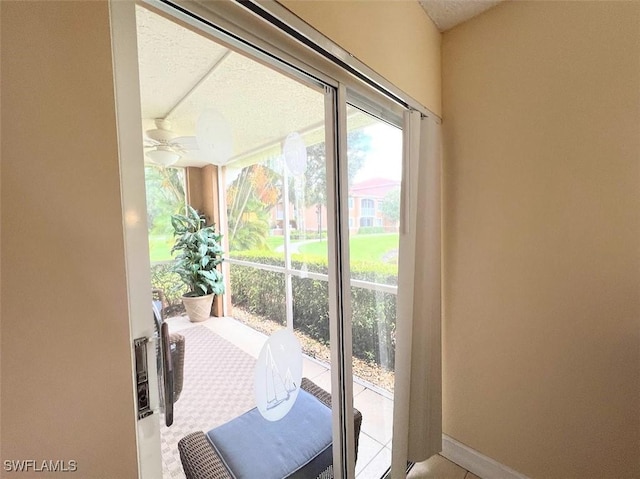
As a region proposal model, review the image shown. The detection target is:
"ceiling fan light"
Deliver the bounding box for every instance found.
[146,146,180,166]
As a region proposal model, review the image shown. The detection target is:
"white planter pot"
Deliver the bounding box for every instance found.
[182,293,214,323]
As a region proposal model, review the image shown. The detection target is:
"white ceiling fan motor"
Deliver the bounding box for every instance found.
[146,118,179,143]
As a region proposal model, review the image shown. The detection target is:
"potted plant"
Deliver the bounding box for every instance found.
[171,205,225,322]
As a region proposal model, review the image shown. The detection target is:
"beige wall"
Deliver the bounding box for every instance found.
[1,2,139,477]
[279,0,442,116]
[442,1,640,478]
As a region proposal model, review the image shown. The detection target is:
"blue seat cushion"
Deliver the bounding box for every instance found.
[206,389,333,479]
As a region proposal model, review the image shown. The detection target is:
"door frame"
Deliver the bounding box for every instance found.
[109,2,163,478]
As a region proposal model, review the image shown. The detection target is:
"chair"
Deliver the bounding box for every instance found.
[178,377,362,479]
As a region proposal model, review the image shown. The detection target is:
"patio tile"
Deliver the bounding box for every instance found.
[310,369,332,393]
[357,445,391,479]
[160,317,399,479]
[351,381,366,396]
[302,356,328,380]
[355,432,386,475]
[203,316,267,358]
[353,387,394,445]
[408,454,467,479]
[165,315,200,333]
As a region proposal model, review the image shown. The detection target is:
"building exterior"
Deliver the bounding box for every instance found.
[270,177,400,235]
[348,177,400,231]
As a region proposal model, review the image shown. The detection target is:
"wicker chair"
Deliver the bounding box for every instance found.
[178,377,362,479]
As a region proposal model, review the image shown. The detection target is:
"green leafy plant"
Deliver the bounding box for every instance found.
[171,206,225,297]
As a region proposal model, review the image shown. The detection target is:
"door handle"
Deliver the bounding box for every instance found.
[160,321,175,427]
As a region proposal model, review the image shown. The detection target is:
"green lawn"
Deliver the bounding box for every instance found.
[265,236,285,250]
[151,234,285,263]
[150,233,400,264]
[149,234,174,263]
[297,233,399,264]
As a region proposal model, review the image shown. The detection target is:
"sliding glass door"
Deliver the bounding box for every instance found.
[346,106,403,478]
[112,2,413,478]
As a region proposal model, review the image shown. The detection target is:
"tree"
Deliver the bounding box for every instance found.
[226,163,281,251]
[145,166,186,236]
[303,130,371,209]
[227,131,372,248]
[293,130,371,237]
[380,187,401,224]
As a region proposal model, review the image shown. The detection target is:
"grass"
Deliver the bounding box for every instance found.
[150,234,285,263]
[265,236,285,250]
[149,232,400,264]
[149,234,174,263]
[298,233,399,264]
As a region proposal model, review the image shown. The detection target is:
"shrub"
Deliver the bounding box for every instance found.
[151,262,185,304]
[150,262,188,316]
[230,252,397,369]
[151,249,397,369]
[228,255,286,326]
[289,230,327,240]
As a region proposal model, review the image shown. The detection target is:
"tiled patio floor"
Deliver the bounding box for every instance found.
[165,315,393,479]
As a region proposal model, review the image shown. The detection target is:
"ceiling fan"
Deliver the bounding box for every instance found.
[144,118,198,166]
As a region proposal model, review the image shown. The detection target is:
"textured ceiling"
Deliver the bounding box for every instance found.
[136,6,326,167]
[135,2,500,168]
[419,0,504,31]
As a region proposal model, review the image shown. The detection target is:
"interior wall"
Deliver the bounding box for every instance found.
[278,0,441,116]
[442,1,640,478]
[1,2,139,477]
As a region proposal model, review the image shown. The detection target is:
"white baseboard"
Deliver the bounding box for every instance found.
[441,434,530,479]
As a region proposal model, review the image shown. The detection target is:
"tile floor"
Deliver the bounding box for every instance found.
[408,454,479,479]
[166,315,476,479]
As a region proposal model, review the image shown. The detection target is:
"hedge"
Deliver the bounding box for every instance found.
[230,252,397,369]
[150,262,187,314]
[151,253,398,370]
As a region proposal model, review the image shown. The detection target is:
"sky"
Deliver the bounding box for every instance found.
[353,121,403,183]
[224,120,403,187]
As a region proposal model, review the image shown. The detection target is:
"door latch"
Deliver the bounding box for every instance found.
[134,337,152,420]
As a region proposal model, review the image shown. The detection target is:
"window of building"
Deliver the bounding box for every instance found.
[359,217,374,227]
[361,198,375,217]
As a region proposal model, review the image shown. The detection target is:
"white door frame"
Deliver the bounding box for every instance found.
[110,1,163,477]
